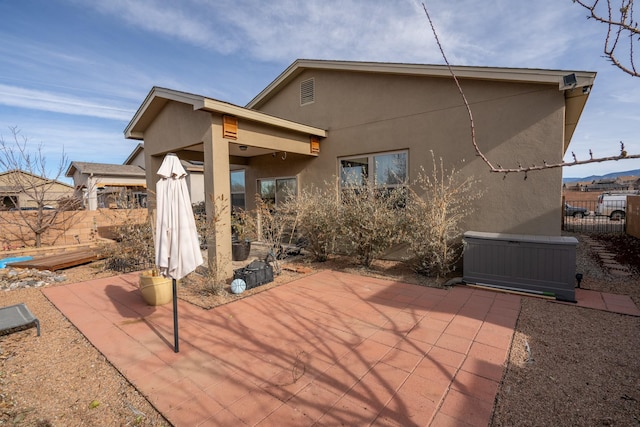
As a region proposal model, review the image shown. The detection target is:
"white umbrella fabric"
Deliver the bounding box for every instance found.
[155,153,203,352]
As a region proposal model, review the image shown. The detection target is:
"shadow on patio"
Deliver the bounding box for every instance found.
[42,269,519,427]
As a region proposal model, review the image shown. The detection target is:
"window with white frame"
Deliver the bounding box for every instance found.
[230,170,245,211]
[339,151,408,189]
[257,177,297,206]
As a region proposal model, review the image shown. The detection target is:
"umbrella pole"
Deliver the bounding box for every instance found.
[172,278,179,353]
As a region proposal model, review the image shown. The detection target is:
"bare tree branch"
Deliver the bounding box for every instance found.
[574,0,639,77]
[421,3,496,171]
[421,2,638,176]
[0,127,76,247]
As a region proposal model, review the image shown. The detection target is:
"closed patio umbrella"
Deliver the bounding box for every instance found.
[155,153,203,352]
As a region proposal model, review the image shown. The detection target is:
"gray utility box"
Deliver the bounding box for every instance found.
[463,231,578,302]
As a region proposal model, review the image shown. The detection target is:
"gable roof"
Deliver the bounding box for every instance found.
[181,159,204,173]
[0,169,73,189]
[124,87,327,141]
[246,59,597,151]
[123,143,144,165]
[65,161,146,178]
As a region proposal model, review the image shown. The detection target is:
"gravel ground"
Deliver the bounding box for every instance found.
[0,286,170,427]
[491,234,640,427]
[1,234,639,426]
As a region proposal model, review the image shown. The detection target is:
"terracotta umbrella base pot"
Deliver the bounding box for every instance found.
[139,271,173,306]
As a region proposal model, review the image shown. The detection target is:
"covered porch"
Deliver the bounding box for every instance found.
[124,87,326,279]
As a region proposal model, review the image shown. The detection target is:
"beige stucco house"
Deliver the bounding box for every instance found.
[0,169,74,210]
[125,59,596,279]
[65,161,147,210]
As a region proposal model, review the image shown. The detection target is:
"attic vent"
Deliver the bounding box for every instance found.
[300,78,315,105]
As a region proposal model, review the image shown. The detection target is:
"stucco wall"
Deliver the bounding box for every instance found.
[142,101,213,208]
[127,150,146,168]
[253,69,566,236]
[186,172,206,205]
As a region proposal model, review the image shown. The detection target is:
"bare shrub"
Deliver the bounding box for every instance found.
[56,196,83,211]
[101,212,154,273]
[286,185,341,262]
[405,154,481,277]
[254,194,297,273]
[339,182,406,268]
[231,208,257,242]
[192,194,230,295]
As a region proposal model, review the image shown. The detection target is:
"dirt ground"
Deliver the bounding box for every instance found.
[0,234,639,426]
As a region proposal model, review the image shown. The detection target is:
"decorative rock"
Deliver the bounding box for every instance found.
[0,267,67,291]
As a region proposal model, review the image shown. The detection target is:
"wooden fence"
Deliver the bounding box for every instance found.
[627,196,640,239]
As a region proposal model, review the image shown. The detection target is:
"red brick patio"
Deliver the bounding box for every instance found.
[42,269,592,426]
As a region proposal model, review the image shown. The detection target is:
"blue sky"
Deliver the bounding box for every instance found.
[1,0,638,183]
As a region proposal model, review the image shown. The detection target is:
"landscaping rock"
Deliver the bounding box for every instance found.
[0,267,66,291]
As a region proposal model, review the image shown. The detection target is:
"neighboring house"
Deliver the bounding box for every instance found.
[122,144,243,208]
[124,59,596,278]
[582,178,630,192]
[180,159,204,205]
[617,176,639,191]
[0,169,73,210]
[123,142,145,168]
[65,161,147,210]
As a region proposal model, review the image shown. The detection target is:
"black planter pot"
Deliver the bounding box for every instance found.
[232,240,251,261]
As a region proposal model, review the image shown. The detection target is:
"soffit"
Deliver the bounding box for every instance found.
[124,87,326,141]
[564,88,592,152]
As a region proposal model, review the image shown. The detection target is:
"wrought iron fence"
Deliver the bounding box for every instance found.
[563,200,626,234]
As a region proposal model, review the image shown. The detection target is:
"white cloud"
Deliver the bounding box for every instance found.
[216,1,434,62]
[72,0,439,63]
[70,0,610,72]
[0,84,135,121]
[4,0,636,179]
[0,119,137,183]
[1,118,136,166]
[75,0,236,52]
[66,0,608,71]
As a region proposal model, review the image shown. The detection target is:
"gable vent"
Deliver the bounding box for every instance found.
[300,78,315,105]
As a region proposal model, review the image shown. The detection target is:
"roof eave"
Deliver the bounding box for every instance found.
[125,87,201,140]
[199,98,326,137]
[64,163,77,178]
[562,73,597,152]
[123,143,145,165]
[125,86,327,140]
[246,59,598,110]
